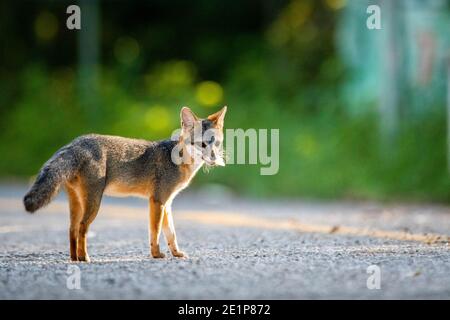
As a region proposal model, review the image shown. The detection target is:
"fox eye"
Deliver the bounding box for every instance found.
[206,136,215,145]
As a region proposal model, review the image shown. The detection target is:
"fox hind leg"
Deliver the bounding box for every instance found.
[77,180,104,262]
[66,185,82,262]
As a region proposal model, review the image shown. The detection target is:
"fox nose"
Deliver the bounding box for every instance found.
[203,148,215,159]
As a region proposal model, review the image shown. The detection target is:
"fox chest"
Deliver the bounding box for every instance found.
[165,162,203,204]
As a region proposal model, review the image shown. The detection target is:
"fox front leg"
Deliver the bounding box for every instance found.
[163,205,187,258]
[149,198,165,258]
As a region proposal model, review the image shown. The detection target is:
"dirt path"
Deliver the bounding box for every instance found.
[0,184,449,299]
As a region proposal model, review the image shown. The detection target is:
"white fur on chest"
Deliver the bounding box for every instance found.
[166,161,203,205]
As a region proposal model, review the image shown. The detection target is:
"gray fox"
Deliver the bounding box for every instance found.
[23,106,227,261]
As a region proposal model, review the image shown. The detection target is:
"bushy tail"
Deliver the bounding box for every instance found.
[23,148,78,213]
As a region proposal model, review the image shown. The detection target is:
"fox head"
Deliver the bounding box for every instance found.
[178,106,227,167]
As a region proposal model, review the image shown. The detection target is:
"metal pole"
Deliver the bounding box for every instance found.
[78,0,100,126]
[447,54,450,174]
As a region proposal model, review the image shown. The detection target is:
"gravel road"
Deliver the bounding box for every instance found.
[0,184,449,299]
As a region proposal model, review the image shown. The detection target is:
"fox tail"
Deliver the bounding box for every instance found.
[23,147,78,213]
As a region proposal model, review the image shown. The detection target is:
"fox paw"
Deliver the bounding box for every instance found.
[151,252,166,259]
[172,251,188,258]
[77,255,91,263]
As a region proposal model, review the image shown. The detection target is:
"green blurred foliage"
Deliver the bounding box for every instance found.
[0,0,449,202]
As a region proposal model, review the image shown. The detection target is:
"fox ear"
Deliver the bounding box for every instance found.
[207,106,227,127]
[180,106,198,129]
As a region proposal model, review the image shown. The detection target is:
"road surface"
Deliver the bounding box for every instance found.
[0,183,449,299]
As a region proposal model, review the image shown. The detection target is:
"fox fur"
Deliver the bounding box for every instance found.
[23,106,227,261]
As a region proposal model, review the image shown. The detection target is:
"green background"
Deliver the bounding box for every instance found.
[1,0,449,202]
